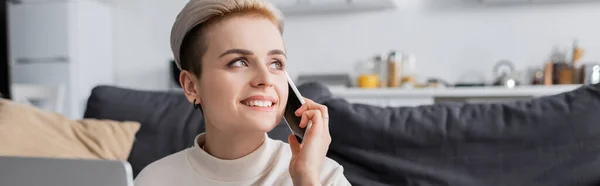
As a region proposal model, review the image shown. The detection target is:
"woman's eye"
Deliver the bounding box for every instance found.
[269,60,284,70]
[228,58,249,68]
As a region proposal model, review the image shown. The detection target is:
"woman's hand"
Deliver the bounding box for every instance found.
[288,98,332,186]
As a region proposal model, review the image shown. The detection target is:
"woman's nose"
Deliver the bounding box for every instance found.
[250,67,275,88]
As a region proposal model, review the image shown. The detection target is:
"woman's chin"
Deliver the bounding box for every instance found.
[245,117,280,132]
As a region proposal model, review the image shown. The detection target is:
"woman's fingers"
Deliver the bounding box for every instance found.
[294,100,308,116]
[301,110,325,144]
[295,98,329,130]
[293,98,331,148]
[299,110,321,130]
[295,98,329,119]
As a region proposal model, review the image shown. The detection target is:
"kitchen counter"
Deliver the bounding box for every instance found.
[329,84,582,97]
[328,85,583,107]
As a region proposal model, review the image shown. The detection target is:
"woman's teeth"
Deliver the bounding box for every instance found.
[242,100,273,107]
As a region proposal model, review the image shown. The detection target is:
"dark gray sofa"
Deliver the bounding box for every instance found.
[84,82,600,186]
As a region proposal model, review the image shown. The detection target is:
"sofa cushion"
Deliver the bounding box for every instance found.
[314,82,600,186]
[84,87,204,178]
[0,98,140,160]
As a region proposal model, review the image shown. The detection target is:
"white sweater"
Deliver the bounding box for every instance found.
[134,133,351,186]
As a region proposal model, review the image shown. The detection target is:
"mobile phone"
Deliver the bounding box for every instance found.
[283,72,307,143]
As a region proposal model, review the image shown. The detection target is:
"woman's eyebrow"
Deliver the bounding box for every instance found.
[218,49,286,58]
[268,49,286,58]
[219,49,253,58]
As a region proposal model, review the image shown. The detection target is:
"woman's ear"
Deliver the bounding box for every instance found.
[179,70,201,104]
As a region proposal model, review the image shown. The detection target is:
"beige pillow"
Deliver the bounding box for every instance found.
[0,98,141,160]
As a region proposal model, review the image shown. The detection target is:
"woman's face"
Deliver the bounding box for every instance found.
[186,15,288,133]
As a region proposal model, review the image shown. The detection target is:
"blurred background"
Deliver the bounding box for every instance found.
[1,0,600,119]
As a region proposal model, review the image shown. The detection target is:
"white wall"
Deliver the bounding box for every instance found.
[113,0,188,90]
[113,0,600,90]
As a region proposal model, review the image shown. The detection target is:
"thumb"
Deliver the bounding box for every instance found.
[288,134,301,156]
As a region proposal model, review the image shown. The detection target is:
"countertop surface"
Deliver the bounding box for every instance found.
[328,85,583,97]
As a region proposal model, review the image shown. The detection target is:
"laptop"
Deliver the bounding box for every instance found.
[0,156,134,186]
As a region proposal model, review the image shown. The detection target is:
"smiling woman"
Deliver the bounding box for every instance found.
[133,0,350,186]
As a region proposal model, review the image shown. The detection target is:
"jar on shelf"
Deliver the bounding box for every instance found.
[401,54,418,87]
[354,55,385,88]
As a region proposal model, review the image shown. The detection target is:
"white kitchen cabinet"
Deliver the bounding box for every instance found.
[9,2,68,61]
[9,0,62,3]
[9,0,115,4]
[8,0,114,119]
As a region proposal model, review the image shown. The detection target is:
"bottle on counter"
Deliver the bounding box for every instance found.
[571,39,585,84]
[386,51,402,87]
[374,55,387,88]
[572,39,584,66]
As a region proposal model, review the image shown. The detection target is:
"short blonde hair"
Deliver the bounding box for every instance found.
[170,0,284,75]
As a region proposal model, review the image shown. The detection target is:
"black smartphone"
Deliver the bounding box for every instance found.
[283,72,307,143]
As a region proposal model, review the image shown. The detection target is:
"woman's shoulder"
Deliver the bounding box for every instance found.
[134,148,193,185]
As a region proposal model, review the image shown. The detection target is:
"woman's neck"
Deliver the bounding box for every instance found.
[203,124,266,160]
